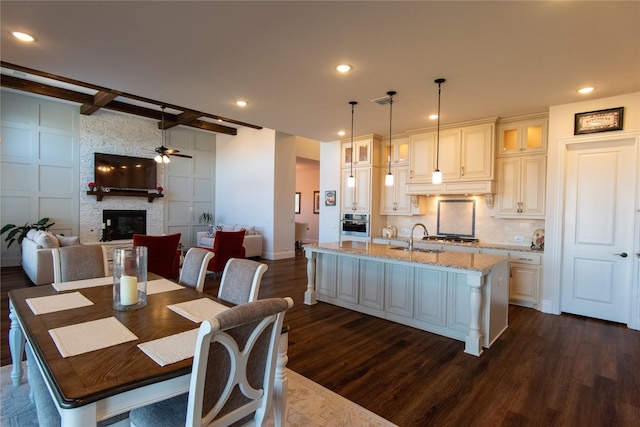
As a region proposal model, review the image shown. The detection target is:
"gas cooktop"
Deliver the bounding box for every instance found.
[422,235,479,244]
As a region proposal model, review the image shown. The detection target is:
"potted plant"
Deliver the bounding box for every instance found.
[1,217,56,248]
[198,211,213,225]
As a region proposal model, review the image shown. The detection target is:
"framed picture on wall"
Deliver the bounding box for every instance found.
[294,192,301,214]
[325,190,336,206]
[574,107,624,135]
[313,191,320,214]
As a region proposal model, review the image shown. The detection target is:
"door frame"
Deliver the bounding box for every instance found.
[548,132,640,329]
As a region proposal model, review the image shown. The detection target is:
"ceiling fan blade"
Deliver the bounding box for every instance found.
[171,153,193,158]
[164,149,180,154]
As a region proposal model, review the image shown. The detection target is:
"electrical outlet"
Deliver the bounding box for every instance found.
[401,228,409,234]
[514,236,524,242]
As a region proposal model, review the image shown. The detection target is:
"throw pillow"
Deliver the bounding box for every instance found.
[221,223,236,232]
[34,231,60,249]
[56,234,80,247]
[206,225,217,238]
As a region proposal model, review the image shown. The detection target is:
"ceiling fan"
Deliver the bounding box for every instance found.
[154,107,193,163]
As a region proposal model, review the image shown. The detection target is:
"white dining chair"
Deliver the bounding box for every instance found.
[217,258,268,305]
[129,297,293,427]
[178,248,215,292]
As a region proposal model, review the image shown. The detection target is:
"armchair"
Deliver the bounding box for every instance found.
[206,230,245,274]
[132,233,181,280]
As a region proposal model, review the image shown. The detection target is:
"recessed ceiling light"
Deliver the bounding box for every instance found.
[428,114,438,120]
[578,87,595,94]
[11,31,35,42]
[236,100,248,107]
[338,131,346,136]
[336,64,352,73]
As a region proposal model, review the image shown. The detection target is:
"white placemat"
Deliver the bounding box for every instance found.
[138,328,199,366]
[26,292,94,315]
[52,276,112,292]
[167,298,229,323]
[48,317,138,358]
[147,279,185,295]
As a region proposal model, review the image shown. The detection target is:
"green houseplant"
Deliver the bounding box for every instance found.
[1,217,56,248]
[198,211,213,225]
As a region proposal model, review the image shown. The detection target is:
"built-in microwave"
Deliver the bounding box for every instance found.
[341,213,370,237]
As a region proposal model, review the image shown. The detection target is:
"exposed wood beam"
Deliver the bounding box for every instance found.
[80,90,120,115]
[1,75,238,135]
[1,61,263,130]
[161,111,201,130]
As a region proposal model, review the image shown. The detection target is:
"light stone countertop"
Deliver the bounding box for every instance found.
[304,241,508,275]
[373,236,544,253]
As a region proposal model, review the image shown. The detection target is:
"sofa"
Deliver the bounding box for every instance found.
[21,229,81,285]
[196,223,262,258]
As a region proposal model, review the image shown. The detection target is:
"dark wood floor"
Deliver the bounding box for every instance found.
[2,250,640,426]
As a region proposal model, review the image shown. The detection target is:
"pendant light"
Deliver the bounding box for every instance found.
[432,78,446,185]
[154,107,171,164]
[347,101,358,188]
[385,91,396,187]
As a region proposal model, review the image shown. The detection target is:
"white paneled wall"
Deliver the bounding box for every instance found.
[1,92,80,266]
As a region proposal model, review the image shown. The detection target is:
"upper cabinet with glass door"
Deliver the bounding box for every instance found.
[342,138,372,168]
[497,113,548,156]
[381,137,410,166]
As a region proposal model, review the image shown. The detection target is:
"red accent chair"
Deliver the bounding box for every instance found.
[132,233,181,280]
[205,230,246,274]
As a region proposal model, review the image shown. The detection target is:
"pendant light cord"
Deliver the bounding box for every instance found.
[349,101,357,177]
[435,78,445,171]
[387,91,395,174]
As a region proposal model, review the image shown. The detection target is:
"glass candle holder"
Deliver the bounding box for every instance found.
[113,246,148,310]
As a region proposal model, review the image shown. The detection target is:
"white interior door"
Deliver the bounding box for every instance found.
[561,139,637,323]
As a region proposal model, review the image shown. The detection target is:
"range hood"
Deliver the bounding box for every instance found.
[406,180,496,207]
[406,180,495,196]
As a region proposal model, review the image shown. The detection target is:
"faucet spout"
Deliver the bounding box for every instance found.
[408,223,429,251]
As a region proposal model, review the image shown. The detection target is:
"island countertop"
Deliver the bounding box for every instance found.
[304,241,508,275]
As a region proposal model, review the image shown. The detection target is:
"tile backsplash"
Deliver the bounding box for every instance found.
[384,195,544,247]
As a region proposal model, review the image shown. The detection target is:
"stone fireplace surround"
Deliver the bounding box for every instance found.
[79,112,165,244]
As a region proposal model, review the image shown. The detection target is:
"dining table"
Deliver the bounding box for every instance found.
[8,275,290,426]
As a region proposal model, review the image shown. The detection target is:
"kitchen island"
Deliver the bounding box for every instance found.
[303,241,509,356]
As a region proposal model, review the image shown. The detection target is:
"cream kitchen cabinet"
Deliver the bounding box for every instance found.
[382,137,410,166]
[497,114,548,156]
[482,249,542,308]
[342,139,372,168]
[409,132,436,182]
[380,166,425,215]
[408,120,495,183]
[497,155,546,218]
[341,167,372,213]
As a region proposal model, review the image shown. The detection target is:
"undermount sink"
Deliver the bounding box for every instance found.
[389,246,443,254]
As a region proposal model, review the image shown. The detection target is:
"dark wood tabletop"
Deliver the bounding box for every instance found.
[9,279,231,409]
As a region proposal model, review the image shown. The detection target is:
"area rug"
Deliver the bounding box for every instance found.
[1,363,397,427]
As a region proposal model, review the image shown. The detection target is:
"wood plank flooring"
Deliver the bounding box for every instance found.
[2,250,640,426]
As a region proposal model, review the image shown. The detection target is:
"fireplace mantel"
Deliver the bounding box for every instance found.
[87,190,163,203]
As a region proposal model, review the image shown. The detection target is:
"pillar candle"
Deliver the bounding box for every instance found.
[120,275,138,306]
[106,219,111,226]
[102,223,106,230]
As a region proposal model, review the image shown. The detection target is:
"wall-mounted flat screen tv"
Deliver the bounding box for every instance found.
[94,153,157,190]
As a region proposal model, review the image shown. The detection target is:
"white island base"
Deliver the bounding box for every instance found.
[303,242,510,356]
